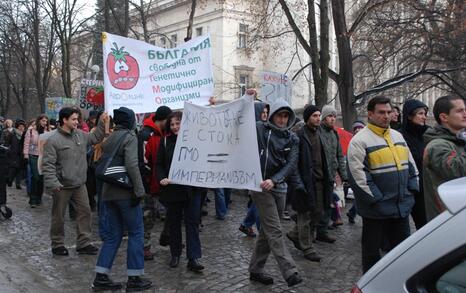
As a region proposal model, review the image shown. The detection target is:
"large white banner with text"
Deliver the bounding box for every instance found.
[168,96,262,191]
[103,32,213,115]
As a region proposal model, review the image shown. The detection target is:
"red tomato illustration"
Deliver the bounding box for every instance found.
[106,42,139,90]
[86,86,104,105]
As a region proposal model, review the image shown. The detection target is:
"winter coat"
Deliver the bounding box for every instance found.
[347,123,419,219]
[145,120,164,194]
[23,127,40,157]
[254,102,269,122]
[319,124,348,182]
[101,127,145,201]
[2,129,22,168]
[42,121,106,190]
[156,134,189,203]
[423,126,466,221]
[256,98,299,193]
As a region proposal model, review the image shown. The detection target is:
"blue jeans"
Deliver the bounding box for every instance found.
[95,199,144,276]
[242,203,261,231]
[26,163,32,195]
[214,188,231,219]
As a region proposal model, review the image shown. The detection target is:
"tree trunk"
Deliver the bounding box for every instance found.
[186,0,197,41]
[331,0,357,130]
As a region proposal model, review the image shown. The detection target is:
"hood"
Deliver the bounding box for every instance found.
[113,107,136,130]
[402,99,428,129]
[143,114,156,129]
[267,98,296,130]
[254,102,269,122]
[424,125,463,145]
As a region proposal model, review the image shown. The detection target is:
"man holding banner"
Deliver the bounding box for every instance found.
[248,98,303,287]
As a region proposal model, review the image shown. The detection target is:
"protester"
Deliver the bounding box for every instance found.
[390,105,402,130]
[22,120,35,198]
[400,99,429,229]
[141,105,172,260]
[423,95,466,222]
[287,105,322,262]
[42,107,108,256]
[347,96,418,273]
[249,98,302,287]
[3,119,26,189]
[92,107,152,292]
[23,114,49,207]
[157,111,205,271]
[316,105,347,243]
[346,120,365,224]
[0,122,12,219]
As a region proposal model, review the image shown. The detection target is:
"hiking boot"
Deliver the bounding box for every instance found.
[249,272,273,285]
[304,252,321,262]
[126,276,152,292]
[239,225,256,237]
[92,273,122,292]
[315,233,336,243]
[77,244,99,255]
[144,247,154,261]
[286,272,303,287]
[286,233,303,251]
[187,258,204,272]
[52,246,69,256]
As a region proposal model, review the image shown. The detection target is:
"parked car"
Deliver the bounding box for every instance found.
[351,177,466,293]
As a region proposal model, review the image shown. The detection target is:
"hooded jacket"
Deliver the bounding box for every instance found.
[42,119,106,190]
[145,118,164,194]
[254,102,269,122]
[256,98,299,193]
[423,126,466,221]
[319,123,348,182]
[101,107,145,201]
[347,123,419,219]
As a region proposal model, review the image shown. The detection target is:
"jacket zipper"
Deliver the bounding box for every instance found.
[263,129,272,180]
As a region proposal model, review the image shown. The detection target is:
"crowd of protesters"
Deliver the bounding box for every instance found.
[0,92,465,291]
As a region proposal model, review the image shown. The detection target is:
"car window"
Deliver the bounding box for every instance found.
[436,259,466,293]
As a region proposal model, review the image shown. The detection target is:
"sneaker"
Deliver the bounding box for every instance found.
[239,225,257,237]
[187,258,204,272]
[52,246,69,256]
[286,272,303,287]
[126,276,152,292]
[249,272,273,285]
[144,247,155,261]
[92,273,122,292]
[77,244,99,255]
[304,252,321,262]
[315,233,336,243]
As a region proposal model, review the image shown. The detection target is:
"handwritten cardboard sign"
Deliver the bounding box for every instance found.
[168,96,262,191]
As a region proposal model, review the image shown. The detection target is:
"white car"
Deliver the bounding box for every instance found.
[351,177,466,293]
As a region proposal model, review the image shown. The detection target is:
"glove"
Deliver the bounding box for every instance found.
[130,196,143,207]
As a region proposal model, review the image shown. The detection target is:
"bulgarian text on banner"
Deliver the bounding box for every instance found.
[168,96,262,191]
[102,32,214,115]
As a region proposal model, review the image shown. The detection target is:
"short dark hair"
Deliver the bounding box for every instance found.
[433,95,464,124]
[59,107,80,126]
[165,111,183,134]
[367,95,392,112]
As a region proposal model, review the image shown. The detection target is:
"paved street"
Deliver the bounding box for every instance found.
[0,186,362,293]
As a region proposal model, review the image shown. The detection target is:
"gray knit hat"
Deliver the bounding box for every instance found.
[321,105,337,120]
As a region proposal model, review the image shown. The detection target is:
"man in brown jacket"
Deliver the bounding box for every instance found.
[43,107,108,256]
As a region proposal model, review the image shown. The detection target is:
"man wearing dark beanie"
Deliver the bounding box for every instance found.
[137,105,172,260]
[287,104,323,262]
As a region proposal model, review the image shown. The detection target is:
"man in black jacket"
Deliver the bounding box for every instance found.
[287,105,322,262]
[248,98,302,288]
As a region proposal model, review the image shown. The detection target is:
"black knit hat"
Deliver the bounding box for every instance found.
[113,107,136,130]
[303,105,320,123]
[153,106,172,122]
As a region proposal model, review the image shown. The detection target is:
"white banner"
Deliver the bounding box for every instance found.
[260,71,292,105]
[102,32,214,115]
[168,96,262,191]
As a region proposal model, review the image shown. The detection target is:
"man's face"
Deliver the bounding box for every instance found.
[63,113,79,130]
[368,103,392,128]
[272,111,290,128]
[323,114,336,127]
[306,111,321,128]
[441,99,466,132]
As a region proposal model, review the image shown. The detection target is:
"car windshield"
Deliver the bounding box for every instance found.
[436,259,466,292]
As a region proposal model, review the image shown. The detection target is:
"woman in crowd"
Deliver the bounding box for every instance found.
[156,111,204,271]
[3,119,26,189]
[23,114,49,207]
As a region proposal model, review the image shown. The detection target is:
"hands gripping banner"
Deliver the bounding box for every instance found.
[168,96,262,191]
[102,32,214,115]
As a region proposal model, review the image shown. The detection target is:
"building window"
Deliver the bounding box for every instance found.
[170,34,177,48]
[160,37,167,48]
[196,27,203,37]
[238,23,248,48]
[238,74,250,96]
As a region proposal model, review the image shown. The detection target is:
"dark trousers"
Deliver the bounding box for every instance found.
[166,192,202,259]
[362,217,410,273]
[29,155,43,205]
[0,158,7,205]
[411,191,427,230]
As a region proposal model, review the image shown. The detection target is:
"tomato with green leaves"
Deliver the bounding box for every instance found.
[106,42,139,90]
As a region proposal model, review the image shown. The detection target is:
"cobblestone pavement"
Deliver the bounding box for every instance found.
[0,186,362,292]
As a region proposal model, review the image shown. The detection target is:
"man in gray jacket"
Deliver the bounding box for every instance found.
[248,98,302,287]
[43,107,108,256]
